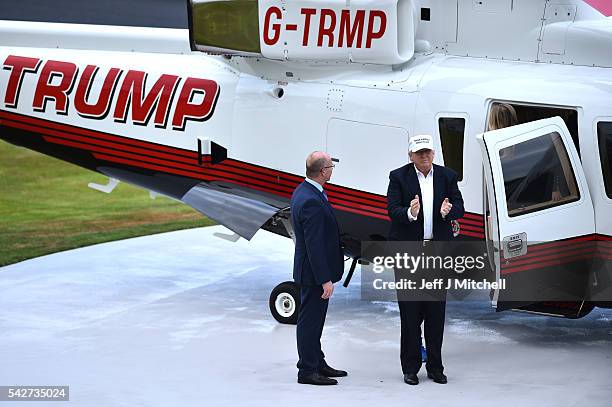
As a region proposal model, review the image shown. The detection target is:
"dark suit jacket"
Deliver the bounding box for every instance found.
[387,163,464,241]
[291,181,344,286]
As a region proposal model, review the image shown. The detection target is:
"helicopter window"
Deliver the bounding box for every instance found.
[438,117,465,181]
[190,0,261,53]
[597,122,612,199]
[490,103,580,157]
[499,131,580,217]
[421,8,431,21]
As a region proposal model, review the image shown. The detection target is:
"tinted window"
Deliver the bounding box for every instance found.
[439,117,465,181]
[497,104,580,157]
[598,122,612,199]
[191,0,260,53]
[499,132,580,217]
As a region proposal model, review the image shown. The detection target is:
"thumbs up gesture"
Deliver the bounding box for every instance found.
[440,197,453,218]
[410,195,420,218]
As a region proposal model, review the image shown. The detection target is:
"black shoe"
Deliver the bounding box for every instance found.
[427,371,447,384]
[298,373,338,385]
[403,373,419,385]
[319,365,348,377]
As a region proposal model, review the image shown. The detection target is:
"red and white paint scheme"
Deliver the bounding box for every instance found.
[584,0,612,16]
[258,0,414,63]
[3,55,220,131]
[0,0,611,321]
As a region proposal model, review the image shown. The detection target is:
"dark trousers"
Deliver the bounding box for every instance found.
[296,285,329,377]
[398,300,446,375]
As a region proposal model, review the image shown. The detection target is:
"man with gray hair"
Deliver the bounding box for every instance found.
[387,135,464,386]
[290,151,346,385]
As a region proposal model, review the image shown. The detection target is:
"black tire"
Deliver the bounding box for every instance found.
[269,281,300,325]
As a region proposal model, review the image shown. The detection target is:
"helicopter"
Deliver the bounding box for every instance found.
[0,0,610,323]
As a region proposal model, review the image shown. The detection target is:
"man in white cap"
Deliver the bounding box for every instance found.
[386,134,464,386]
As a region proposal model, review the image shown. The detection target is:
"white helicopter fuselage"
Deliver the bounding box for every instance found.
[1,0,610,318]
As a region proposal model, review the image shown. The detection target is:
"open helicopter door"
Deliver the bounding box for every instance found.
[477,117,595,316]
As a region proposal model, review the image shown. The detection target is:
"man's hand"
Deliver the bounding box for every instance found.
[322,281,334,299]
[410,195,420,218]
[440,197,453,218]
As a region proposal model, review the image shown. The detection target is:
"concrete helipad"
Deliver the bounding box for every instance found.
[0,226,610,406]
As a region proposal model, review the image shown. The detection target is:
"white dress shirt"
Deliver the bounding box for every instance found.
[305,177,325,196]
[407,167,434,240]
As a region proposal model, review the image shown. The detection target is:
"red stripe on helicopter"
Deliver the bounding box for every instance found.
[519,235,599,254]
[499,234,612,275]
[90,153,391,220]
[3,119,199,167]
[0,110,197,158]
[0,110,412,209]
[458,223,485,234]
[504,240,596,263]
[501,254,595,275]
[0,110,391,210]
[458,217,484,228]
[503,246,597,269]
[458,230,485,239]
[0,110,486,232]
[0,114,388,218]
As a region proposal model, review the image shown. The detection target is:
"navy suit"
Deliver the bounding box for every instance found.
[291,180,344,377]
[387,163,464,241]
[386,163,464,375]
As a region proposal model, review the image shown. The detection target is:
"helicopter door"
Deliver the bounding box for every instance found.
[476,117,595,312]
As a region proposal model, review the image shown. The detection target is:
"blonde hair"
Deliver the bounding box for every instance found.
[488,103,518,130]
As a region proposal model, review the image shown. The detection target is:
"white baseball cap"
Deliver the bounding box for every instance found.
[409,134,434,153]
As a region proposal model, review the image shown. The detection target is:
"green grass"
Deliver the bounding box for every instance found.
[0,140,214,266]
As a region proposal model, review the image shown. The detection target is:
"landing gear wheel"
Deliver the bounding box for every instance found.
[269,281,300,325]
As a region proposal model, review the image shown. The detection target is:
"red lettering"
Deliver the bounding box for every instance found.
[33,60,78,114]
[317,9,336,47]
[113,70,180,127]
[366,10,387,48]
[301,8,317,46]
[338,10,365,48]
[2,55,41,108]
[74,65,122,119]
[172,78,219,131]
[264,7,282,46]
